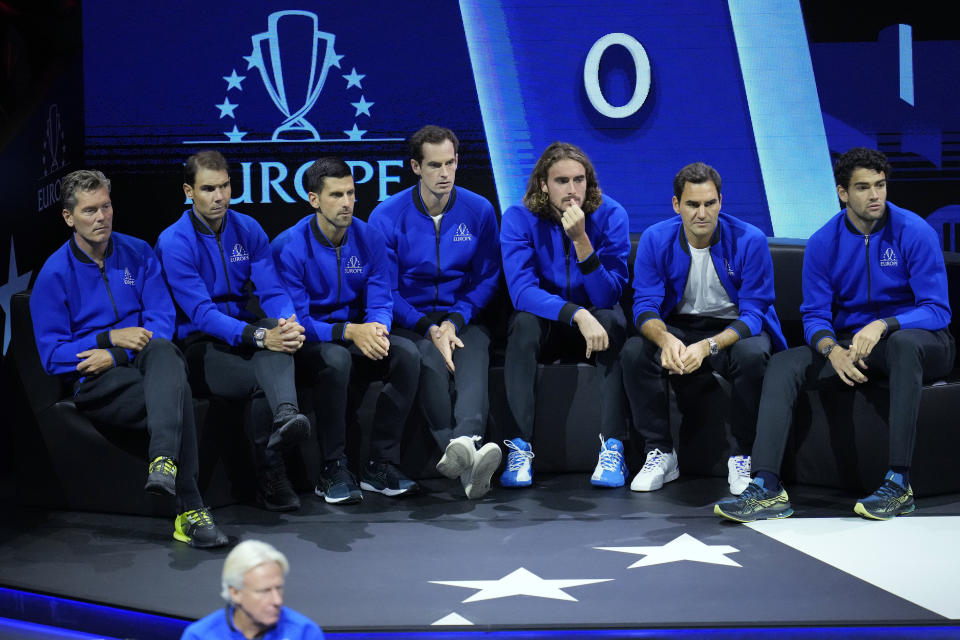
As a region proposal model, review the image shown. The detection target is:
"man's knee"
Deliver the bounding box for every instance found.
[388,335,420,378]
[620,334,658,372]
[729,336,772,377]
[506,312,542,353]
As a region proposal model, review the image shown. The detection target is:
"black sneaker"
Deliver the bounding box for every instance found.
[315,458,363,504]
[714,477,793,523]
[267,411,311,450]
[256,464,301,512]
[173,507,228,548]
[360,460,418,497]
[144,456,177,496]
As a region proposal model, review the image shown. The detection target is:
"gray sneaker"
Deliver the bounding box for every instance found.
[437,436,477,479]
[462,442,502,499]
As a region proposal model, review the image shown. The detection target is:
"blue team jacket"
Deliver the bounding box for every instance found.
[155,209,295,346]
[802,202,951,348]
[632,212,787,351]
[272,214,393,343]
[500,196,630,324]
[368,185,500,335]
[31,233,175,376]
[180,605,324,640]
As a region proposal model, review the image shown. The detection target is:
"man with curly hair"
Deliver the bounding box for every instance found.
[499,142,631,488]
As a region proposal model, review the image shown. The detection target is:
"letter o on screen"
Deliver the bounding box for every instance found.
[584,33,650,118]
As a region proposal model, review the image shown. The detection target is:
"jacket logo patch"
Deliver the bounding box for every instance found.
[123,268,136,285]
[344,255,364,274]
[230,243,249,263]
[453,223,473,242]
[879,247,899,267]
[725,259,735,276]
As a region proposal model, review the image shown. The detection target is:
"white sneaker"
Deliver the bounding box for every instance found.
[727,455,751,496]
[436,436,477,479]
[463,442,502,499]
[630,448,679,492]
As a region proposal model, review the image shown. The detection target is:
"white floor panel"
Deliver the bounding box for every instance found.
[748,516,960,619]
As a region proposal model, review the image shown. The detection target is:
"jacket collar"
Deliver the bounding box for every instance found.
[310,214,348,248]
[189,208,226,236]
[843,205,889,236]
[677,215,722,255]
[70,235,114,264]
[411,184,457,217]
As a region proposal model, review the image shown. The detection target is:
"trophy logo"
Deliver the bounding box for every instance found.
[41,104,67,177]
[344,255,364,274]
[453,223,473,242]
[246,11,337,141]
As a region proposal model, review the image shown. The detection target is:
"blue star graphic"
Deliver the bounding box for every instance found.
[329,50,344,69]
[224,125,247,142]
[343,67,365,89]
[351,96,374,117]
[243,48,264,71]
[343,124,366,141]
[0,237,33,355]
[223,69,246,91]
[216,98,238,119]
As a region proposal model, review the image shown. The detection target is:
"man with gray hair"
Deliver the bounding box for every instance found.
[181,539,324,639]
[31,169,227,548]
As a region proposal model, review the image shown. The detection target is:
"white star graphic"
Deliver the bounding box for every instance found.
[215,98,238,119]
[224,125,247,142]
[343,67,365,89]
[430,567,612,603]
[351,96,374,117]
[223,69,246,91]
[343,124,366,141]
[0,237,33,355]
[596,533,741,568]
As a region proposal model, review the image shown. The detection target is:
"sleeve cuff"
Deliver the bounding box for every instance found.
[883,316,900,334]
[445,313,465,333]
[811,329,837,350]
[241,324,257,347]
[97,331,112,348]
[559,302,581,326]
[727,319,750,340]
[414,315,435,336]
[332,322,347,342]
[576,251,601,275]
[635,311,660,332]
[107,347,128,366]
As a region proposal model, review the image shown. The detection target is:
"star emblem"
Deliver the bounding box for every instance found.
[343,124,366,141]
[0,238,33,355]
[224,125,247,142]
[243,48,263,71]
[329,50,343,68]
[215,98,238,119]
[351,96,374,117]
[596,533,741,568]
[343,67,365,89]
[223,69,246,91]
[430,567,612,603]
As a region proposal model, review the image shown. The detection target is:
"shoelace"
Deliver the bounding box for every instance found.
[641,448,667,471]
[149,457,177,476]
[596,434,623,472]
[503,440,534,471]
[872,479,905,500]
[183,508,214,526]
[731,457,750,475]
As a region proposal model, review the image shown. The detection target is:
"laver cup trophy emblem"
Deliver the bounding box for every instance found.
[246,10,338,141]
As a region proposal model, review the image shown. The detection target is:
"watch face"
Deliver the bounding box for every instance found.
[254,328,266,340]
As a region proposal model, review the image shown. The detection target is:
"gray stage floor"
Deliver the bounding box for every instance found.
[1,474,959,632]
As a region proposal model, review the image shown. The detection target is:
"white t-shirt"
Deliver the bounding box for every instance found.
[675,245,739,319]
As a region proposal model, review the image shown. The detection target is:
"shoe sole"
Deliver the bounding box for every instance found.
[631,467,679,492]
[437,439,474,480]
[267,414,311,450]
[173,530,229,548]
[464,446,502,499]
[500,478,532,488]
[359,481,416,497]
[144,479,176,497]
[713,503,794,523]
[258,494,301,512]
[853,502,915,520]
[314,487,363,505]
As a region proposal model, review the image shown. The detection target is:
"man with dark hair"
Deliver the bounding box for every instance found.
[31,169,227,547]
[622,162,785,494]
[368,126,501,499]
[500,141,630,488]
[273,157,420,502]
[156,151,309,513]
[716,147,954,522]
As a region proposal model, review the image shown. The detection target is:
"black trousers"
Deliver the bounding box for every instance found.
[621,316,772,455]
[182,326,299,473]
[751,328,955,476]
[73,338,202,511]
[393,321,492,449]
[297,335,419,464]
[503,307,627,441]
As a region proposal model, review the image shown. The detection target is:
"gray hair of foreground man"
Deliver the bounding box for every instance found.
[220,539,290,602]
[61,169,111,213]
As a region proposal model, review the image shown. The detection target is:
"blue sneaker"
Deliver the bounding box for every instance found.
[315,458,363,505]
[591,435,627,487]
[360,460,419,497]
[714,477,793,522]
[500,438,534,488]
[854,471,914,520]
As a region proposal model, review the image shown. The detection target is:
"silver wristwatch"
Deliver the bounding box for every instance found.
[253,327,266,349]
[707,337,719,356]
